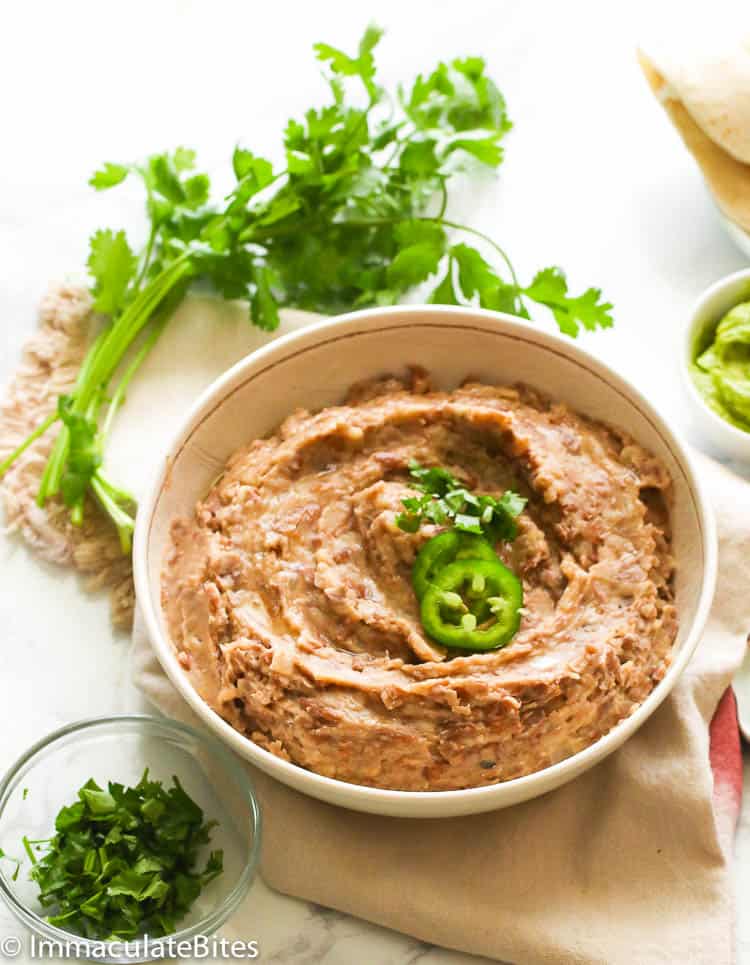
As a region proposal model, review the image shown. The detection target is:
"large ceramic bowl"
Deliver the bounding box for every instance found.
[133,306,717,818]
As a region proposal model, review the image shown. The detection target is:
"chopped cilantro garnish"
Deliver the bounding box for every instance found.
[21,773,222,940]
[395,459,526,542]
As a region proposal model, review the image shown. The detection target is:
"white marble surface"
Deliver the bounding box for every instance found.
[1,1,750,962]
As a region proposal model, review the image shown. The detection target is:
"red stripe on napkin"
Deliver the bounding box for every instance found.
[709,687,743,833]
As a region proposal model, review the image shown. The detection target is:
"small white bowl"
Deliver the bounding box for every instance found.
[134,306,717,818]
[714,203,750,261]
[682,267,750,462]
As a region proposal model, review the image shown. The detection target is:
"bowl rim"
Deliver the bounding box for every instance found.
[0,714,263,961]
[134,304,718,815]
[708,191,750,260]
[681,266,750,447]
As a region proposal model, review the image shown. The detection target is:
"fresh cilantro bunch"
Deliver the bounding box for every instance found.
[396,460,526,541]
[22,773,222,940]
[0,25,612,549]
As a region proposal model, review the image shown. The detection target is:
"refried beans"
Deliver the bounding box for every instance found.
[162,370,677,791]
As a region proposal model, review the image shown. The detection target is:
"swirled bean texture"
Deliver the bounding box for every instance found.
[163,372,677,790]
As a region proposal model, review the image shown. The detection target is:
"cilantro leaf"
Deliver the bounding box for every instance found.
[201,850,224,883]
[183,174,210,208]
[454,512,484,534]
[399,139,440,177]
[409,461,460,495]
[523,267,614,336]
[387,242,444,288]
[429,259,459,305]
[89,163,129,190]
[449,244,521,313]
[478,280,524,315]
[231,149,274,199]
[86,229,137,316]
[395,511,422,533]
[148,155,186,205]
[402,57,511,147]
[394,220,445,248]
[315,23,383,100]
[79,787,117,815]
[172,147,196,171]
[446,135,504,167]
[451,243,500,300]
[251,265,280,331]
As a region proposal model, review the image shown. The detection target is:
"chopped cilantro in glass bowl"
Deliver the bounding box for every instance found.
[0,715,261,963]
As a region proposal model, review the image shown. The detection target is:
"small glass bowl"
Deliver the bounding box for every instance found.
[0,715,262,963]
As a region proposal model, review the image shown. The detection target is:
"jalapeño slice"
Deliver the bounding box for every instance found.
[420,558,523,651]
[412,531,498,601]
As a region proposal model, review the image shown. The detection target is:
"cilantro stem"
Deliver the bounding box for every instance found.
[91,474,134,552]
[37,326,111,504]
[380,124,417,168]
[22,836,37,865]
[0,849,21,882]
[37,434,65,504]
[95,471,134,507]
[71,501,84,527]
[0,411,59,477]
[99,280,186,447]
[78,256,192,409]
[354,215,523,291]
[436,178,449,220]
[36,258,191,515]
[134,222,158,291]
[132,164,159,290]
[438,218,522,294]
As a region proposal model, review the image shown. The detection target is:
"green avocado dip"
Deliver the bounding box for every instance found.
[691,300,750,433]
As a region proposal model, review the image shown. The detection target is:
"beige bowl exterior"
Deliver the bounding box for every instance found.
[134,306,717,818]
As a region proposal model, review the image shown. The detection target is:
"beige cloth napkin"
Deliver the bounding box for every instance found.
[128,298,750,965]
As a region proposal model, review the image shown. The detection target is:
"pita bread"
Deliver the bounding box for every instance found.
[639,49,750,233]
[654,37,750,164]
